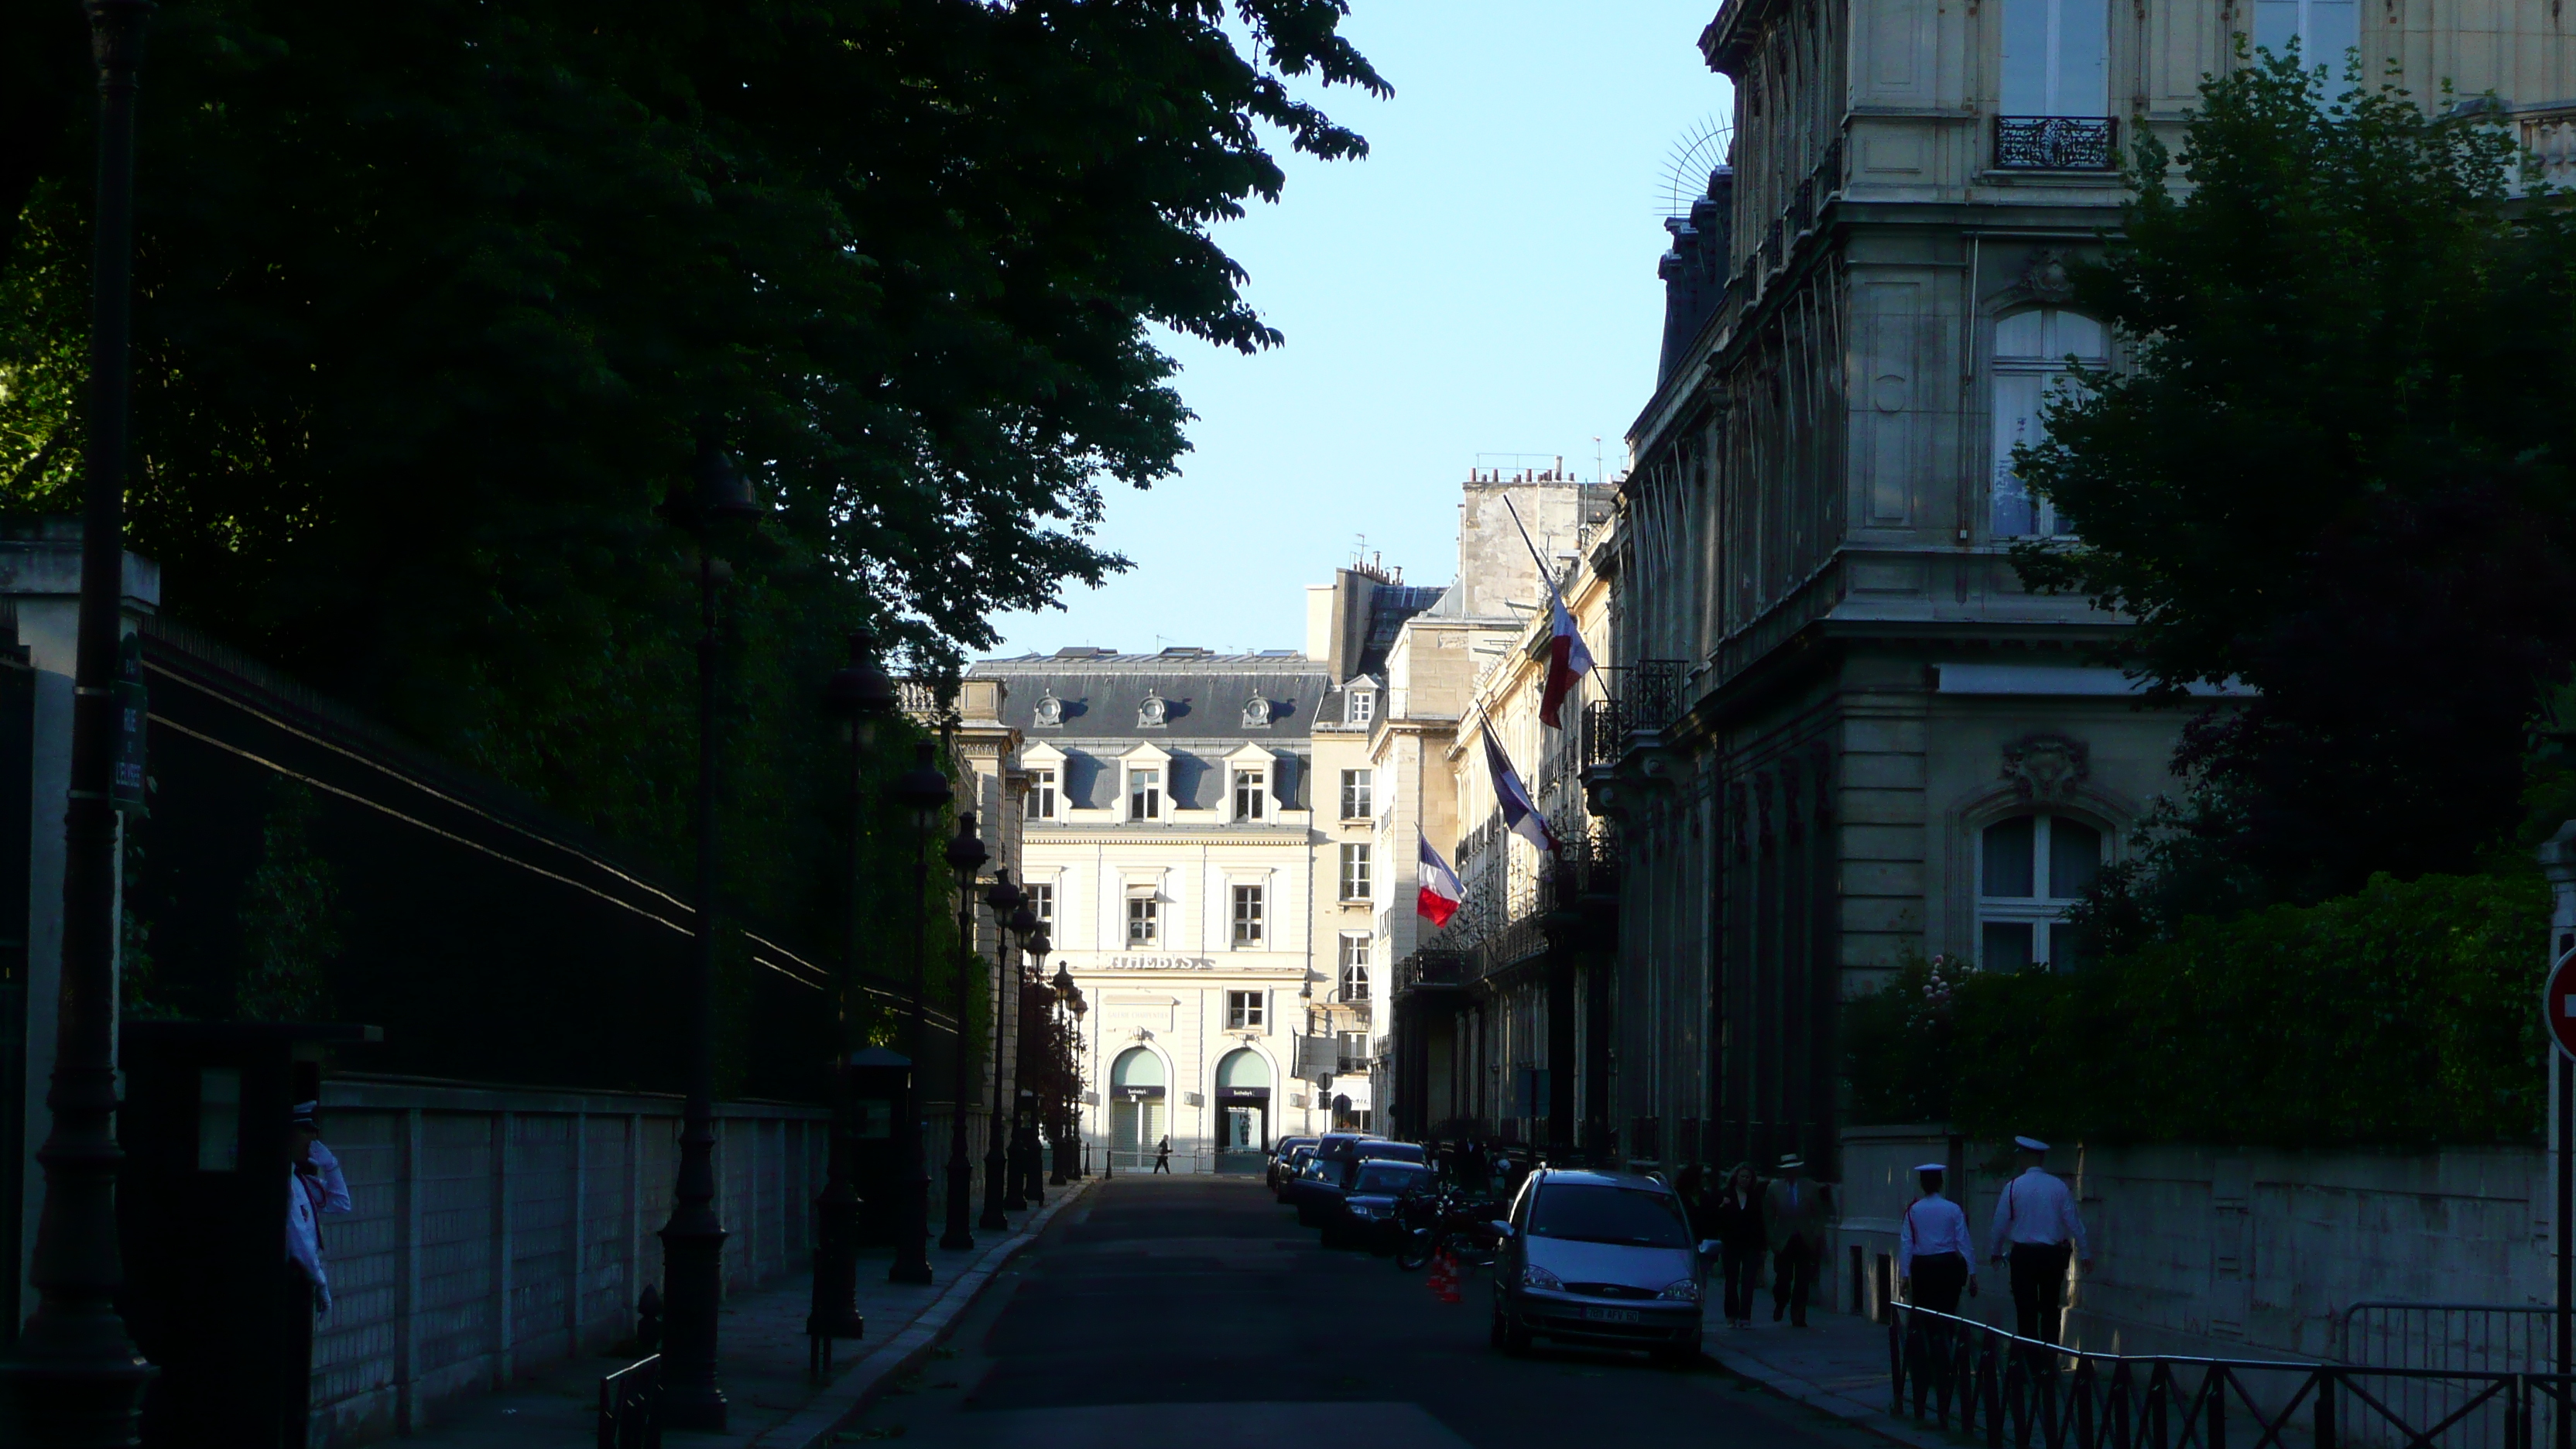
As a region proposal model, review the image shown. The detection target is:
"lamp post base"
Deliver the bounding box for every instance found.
[658,1220,731,1433]
[938,1155,976,1252]
[978,1141,1011,1231]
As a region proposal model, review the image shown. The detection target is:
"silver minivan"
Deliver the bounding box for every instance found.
[1488,1168,1708,1366]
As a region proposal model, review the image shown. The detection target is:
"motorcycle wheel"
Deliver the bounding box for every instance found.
[1396,1231,1434,1272]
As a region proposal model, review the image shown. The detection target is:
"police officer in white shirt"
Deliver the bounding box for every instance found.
[287,1100,352,1314]
[1898,1163,1975,1314]
[1986,1136,2090,1345]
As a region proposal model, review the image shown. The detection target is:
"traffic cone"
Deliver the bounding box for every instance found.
[1428,1251,1462,1304]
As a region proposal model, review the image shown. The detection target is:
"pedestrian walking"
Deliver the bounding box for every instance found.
[1153,1135,1173,1173]
[1710,1161,1767,1328]
[1987,1136,2090,1347]
[1762,1152,1828,1327]
[1898,1163,1975,1314]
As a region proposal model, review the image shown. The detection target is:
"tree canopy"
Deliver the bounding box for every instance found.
[0,0,1382,954]
[2015,52,2576,920]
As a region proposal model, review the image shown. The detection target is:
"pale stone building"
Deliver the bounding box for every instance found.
[1594,0,2562,1180]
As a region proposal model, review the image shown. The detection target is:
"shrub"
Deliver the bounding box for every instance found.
[1851,872,2550,1146]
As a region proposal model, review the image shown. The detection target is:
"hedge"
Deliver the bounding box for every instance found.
[1845,872,2550,1146]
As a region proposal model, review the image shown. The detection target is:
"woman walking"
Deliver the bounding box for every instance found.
[1710,1162,1767,1328]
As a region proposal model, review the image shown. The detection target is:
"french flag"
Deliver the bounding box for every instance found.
[1482,731,1559,855]
[1538,581,1595,729]
[1417,832,1464,927]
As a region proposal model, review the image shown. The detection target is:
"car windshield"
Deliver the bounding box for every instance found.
[1526,1184,1691,1248]
[1354,1142,1424,1163]
[1355,1165,1427,1194]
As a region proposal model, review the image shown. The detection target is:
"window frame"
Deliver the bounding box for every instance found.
[1338,933,1372,1001]
[1026,767,1057,821]
[1234,767,1267,822]
[1999,0,2111,118]
[1125,891,1160,947]
[1338,842,1373,903]
[1027,882,1053,930]
[1231,882,1265,948]
[1991,307,2111,540]
[1975,809,2106,971]
[1340,769,1372,821]
[1225,989,1266,1030]
[1126,766,1163,823]
[1347,688,1376,725]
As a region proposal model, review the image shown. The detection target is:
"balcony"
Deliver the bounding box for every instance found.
[2516,103,2576,193]
[1580,660,1690,813]
[1995,116,2117,171]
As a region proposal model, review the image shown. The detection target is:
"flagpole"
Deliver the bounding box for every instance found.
[1501,495,1566,599]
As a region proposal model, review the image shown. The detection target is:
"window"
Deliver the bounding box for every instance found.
[1126,892,1159,946]
[2001,0,2109,118]
[1338,933,1372,1000]
[1231,884,1265,947]
[1234,769,1266,821]
[1338,843,1373,903]
[2252,0,2358,71]
[1127,767,1161,822]
[1347,690,1375,725]
[1992,308,2109,537]
[1978,811,2105,970]
[1226,990,1266,1030]
[1340,769,1372,820]
[1026,768,1057,821]
[1027,883,1053,929]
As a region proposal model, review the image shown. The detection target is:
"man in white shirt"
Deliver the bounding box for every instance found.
[287,1100,353,1314]
[1898,1163,1975,1314]
[1986,1136,2090,1345]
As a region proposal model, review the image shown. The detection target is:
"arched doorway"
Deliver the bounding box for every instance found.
[1214,1047,1272,1167]
[1109,1046,1166,1166]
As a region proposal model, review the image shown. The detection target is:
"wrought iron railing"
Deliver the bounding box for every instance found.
[1890,1304,2563,1449]
[597,1354,663,1449]
[1996,116,2118,170]
[1581,697,1627,770]
[1396,950,1465,993]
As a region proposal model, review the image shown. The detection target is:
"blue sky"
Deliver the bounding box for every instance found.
[985,2,1735,659]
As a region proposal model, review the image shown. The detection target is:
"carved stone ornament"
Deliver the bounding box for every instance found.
[2021,247,2078,304]
[1033,689,1063,728]
[2001,733,2091,801]
[1138,691,1167,728]
[1242,695,1272,728]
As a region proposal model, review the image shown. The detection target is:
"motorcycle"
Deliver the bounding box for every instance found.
[1394,1185,1506,1272]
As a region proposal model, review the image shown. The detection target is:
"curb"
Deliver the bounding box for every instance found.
[752,1179,1098,1449]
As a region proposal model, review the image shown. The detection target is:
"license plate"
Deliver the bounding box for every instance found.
[1583,1307,1641,1324]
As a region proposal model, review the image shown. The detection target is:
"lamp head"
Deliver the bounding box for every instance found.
[944,810,988,875]
[985,866,1023,914]
[1007,905,1038,936]
[692,437,759,522]
[893,742,951,831]
[825,628,900,751]
[1025,928,1051,959]
[1051,964,1075,999]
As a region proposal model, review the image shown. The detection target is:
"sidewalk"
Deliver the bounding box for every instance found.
[397,1179,1095,1449]
[1701,1307,1973,1449]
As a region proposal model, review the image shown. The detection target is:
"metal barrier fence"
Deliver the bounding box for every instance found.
[1889,1304,2575,1449]
[595,1354,662,1449]
[2335,1303,2558,1447]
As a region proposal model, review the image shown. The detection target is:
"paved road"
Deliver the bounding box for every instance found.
[836,1174,1873,1449]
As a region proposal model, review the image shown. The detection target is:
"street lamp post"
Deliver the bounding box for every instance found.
[0,3,160,1443]
[656,436,761,1431]
[890,743,952,1284]
[1050,965,1076,1187]
[1068,984,1088,1177]
[977,873,1027,1231]
[940,813,987,1251]
[814,632,896,1342]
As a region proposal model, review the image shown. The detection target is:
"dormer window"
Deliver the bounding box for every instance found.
[1138,691,1168,728]
[1026,768,1057,820]
[1243,695,1273,728]
[1234,769,1267,821]
[1033,690,1063,728]
[1346,687,1375,725]
[1128,767,1163,822]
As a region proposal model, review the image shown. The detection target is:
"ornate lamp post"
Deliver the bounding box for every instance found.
[889,743,953,1283]
[1069,987,1089,1177]
[940,812,987,1250]
[813,631,896,1342]
[977,872,1027,1231]
[0,3,159,1443]
[1050,965,1077,1186]
[656,433,762,1431]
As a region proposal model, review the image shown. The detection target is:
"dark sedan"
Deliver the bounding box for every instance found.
[1266,1136,1319,1192]
[1324,1159,1436,1251]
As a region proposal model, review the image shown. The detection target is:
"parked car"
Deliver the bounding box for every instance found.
[1266,1136,1319,1192]
[1488,1168,1711,1368]
[1324,1159,1436,1252]
[1294,1139,1425,1227]
[1283,1132,1377,1220]
[1271,1145,1317,1202]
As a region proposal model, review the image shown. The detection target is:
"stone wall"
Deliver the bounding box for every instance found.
[307,1075,831,1447]
[1832,1126,2547,1362]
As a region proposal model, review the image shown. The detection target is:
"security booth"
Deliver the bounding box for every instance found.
[845,1046,909,1245]
[118,1020,379,1449]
